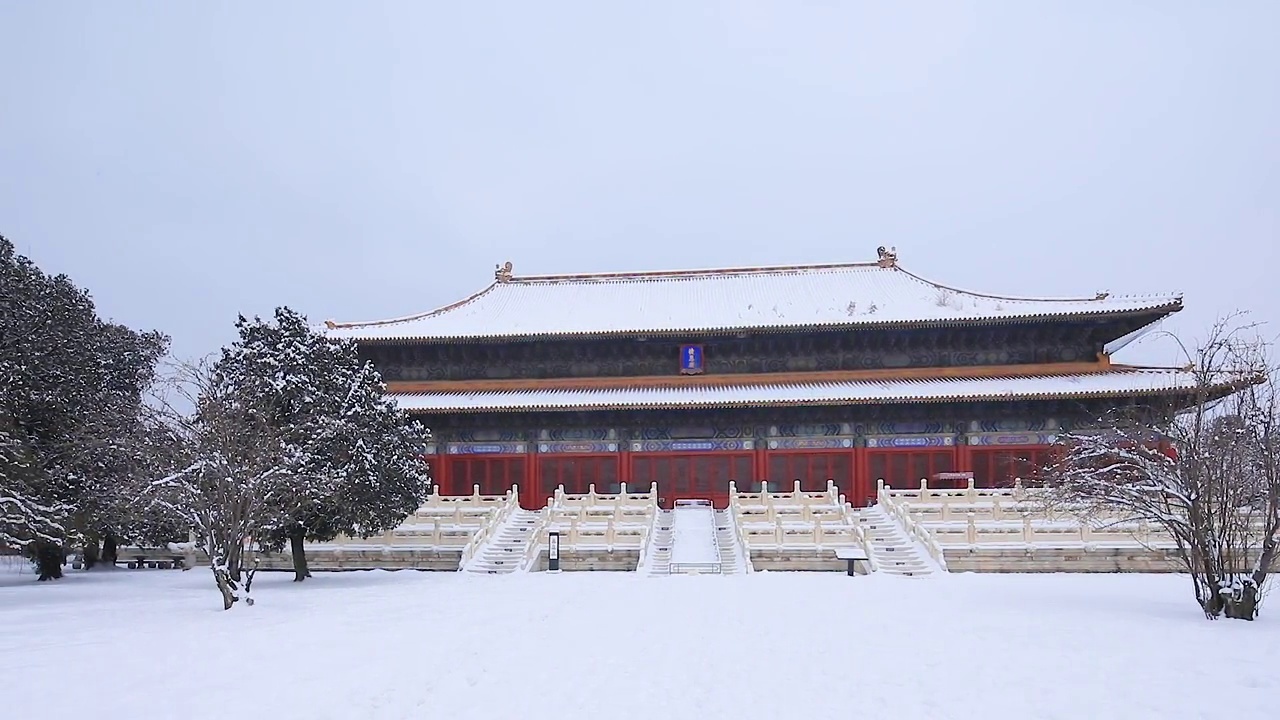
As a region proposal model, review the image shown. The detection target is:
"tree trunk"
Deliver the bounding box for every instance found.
[101,532,118,566]
[212,565,237,610]
[290,529,311,582]
[32,542,64,581]
[1195,569,1262,621]
[82,536,101,570]
[243,564,257,606]
[211,551,259,610]
[1223,584,1259,621]
[224,540,243,583]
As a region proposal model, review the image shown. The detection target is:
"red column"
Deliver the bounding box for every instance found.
[434,455,449,496]
[521,449,537,510]
[848,447,860,505]
[853,447,869,506]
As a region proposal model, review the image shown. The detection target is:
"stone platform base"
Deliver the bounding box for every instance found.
[943,546,1183,573]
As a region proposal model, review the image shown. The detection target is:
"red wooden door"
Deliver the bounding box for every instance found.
[866,449,956,496]
[968,446,1053,488]
[444,456,528,497]
[631,453,750,509]
[764,451,856,502]
[534,455,621,508]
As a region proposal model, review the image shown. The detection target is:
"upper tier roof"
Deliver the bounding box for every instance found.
[325,250,1182,342]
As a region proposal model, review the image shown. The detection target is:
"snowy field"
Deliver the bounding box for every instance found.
[2,560,1278,720]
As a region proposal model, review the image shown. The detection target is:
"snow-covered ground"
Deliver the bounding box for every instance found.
[2,559,1278,719]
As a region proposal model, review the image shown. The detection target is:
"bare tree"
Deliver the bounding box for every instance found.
[1044,317,1279,620]
[144,360,290,610]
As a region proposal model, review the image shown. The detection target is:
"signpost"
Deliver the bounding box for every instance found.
[834,547,870,576]
[934,471,975,489]
[548,531,561,572]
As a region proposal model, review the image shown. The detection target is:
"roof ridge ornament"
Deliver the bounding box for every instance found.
[876,246,898,268]
[494,261,514,283]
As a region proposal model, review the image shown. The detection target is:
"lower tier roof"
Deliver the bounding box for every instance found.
[389,367,1198,414]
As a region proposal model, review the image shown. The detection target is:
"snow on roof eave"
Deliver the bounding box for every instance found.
[1104,317,1168,356]
[394,387,1200,414]
[335,303,1185,344]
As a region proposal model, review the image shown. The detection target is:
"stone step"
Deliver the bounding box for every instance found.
[850,506,938,577]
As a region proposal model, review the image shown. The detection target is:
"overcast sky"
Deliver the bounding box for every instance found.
[2,3,1276,367]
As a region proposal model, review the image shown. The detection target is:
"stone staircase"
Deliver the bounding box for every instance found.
[641,509,674,577]
[461,509,540,574]
[713,509,749,575]
[857,506,935,577]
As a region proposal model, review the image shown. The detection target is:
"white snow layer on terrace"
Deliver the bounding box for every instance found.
[390,368,1195,412]
[3,568,1277,719]
[670,505,719,565]
[325,263,1180,340]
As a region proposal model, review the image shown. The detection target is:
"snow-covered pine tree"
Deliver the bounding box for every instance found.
[0,235,167,579]
[0,426,71,565]
[213,308,431,581]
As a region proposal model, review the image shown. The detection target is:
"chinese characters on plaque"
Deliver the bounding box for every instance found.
[679,345,704,375]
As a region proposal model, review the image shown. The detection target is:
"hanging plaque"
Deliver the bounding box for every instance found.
[679,345,704,375]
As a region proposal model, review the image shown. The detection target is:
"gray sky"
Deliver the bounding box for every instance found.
[2,2,1276,367]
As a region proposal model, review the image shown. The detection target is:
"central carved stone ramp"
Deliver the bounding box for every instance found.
[462,509,540,574]
[667,500,723,575]
[858,505,933,577]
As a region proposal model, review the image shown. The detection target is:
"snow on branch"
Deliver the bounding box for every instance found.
[1043,316,1279,620]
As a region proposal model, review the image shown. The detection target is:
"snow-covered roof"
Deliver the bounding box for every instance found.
[389,368,1197,413]
[325,254,1182,342]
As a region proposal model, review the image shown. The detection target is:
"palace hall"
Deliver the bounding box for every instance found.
[325,248,1191,510]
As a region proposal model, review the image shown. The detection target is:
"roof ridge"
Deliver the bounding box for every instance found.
[509,260,882,284]
[895,266,1182,306]
[324,282,499,330]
